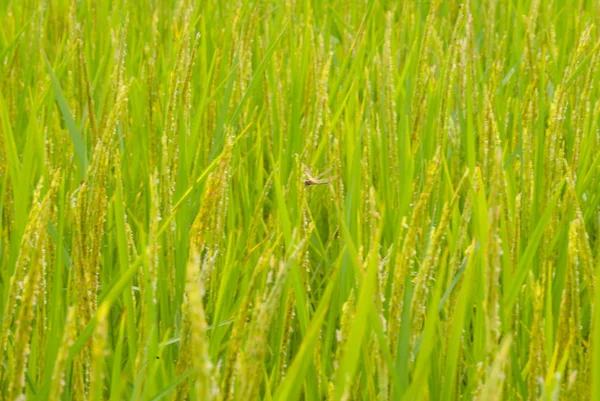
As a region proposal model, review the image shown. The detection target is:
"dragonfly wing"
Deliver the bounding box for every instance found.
[315,166,333,181]
[303,163,315,181]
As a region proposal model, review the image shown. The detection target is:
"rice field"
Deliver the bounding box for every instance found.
[1,0,600,400]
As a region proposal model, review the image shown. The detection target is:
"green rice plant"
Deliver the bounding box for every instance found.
[1,1,600,400]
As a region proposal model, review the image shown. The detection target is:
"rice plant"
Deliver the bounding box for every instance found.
[1,0,600,400]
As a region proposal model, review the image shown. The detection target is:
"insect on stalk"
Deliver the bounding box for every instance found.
[303,164,334,186]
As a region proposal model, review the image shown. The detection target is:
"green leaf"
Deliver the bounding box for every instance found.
[43,52,88,179]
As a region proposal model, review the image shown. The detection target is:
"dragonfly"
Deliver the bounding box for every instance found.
[303,164,334,186]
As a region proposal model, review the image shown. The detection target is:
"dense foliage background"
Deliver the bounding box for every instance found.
[1,0,600,400]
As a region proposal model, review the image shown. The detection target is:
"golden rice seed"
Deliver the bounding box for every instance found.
[388,148,441,358]
[334,290,355,370]
[239,239,303,400]
[411,168,467,344]
[276,288,295,385]
[221,241,276,400]
[187,248,218,401]
[89,304,110,401]
[49,308,77,401]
